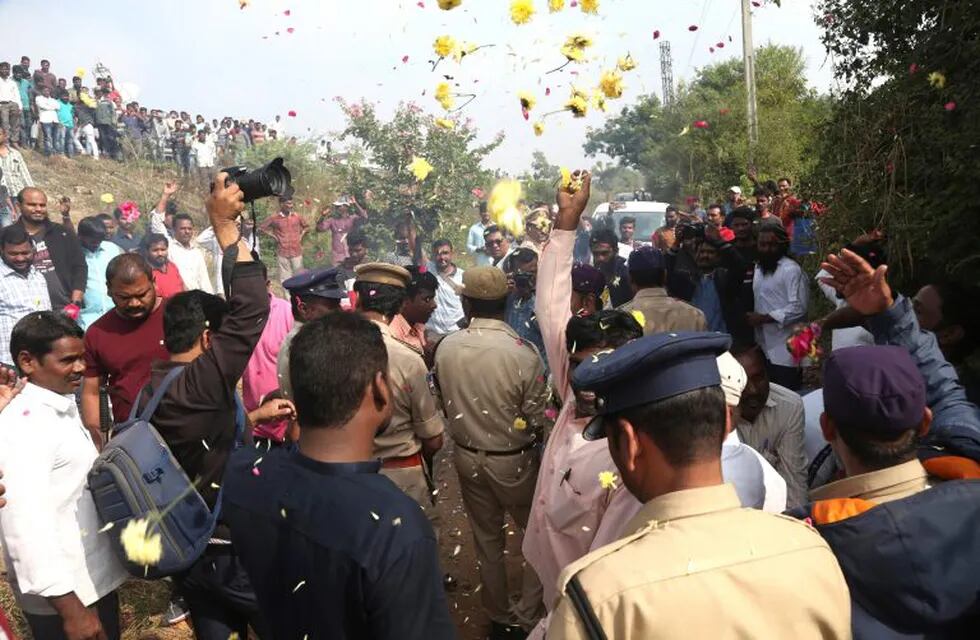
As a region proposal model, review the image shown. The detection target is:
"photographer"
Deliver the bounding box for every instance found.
[139,172,273,638]
[665,220,705,302]
[505,247,546,364]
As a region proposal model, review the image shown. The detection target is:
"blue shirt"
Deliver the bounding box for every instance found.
[79,241,122,329]
[16,78,32,110]
[692,274,728,333]
[506,292,547,371]
[57,101,74,128]
[223,447,456,640]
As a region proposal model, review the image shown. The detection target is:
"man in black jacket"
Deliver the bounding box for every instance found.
[14,187,86,310]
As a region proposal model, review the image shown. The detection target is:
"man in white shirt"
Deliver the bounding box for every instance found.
[149,181,213,293]
[196,220,258,296]
[34,87,61,157]
[425,239,465,335]
[0,311,128,639]
[0,225,51,367]
[191,131,216,179]
[0,62,23,147]
[748,222,808,390]
[466,203,492,266]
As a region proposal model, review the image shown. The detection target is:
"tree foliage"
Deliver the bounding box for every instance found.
[584,45,831,204]
[810,0,980,287]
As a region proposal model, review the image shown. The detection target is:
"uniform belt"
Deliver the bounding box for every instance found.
[454,441,535,456]
[381,451,423,469]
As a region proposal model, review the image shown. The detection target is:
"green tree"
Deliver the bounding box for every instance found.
[584,45,831,204]
[334,99,502,262]
[811,0,980,287]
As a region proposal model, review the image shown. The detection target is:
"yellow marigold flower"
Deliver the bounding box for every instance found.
[433,35,457,59]
[565,86,590,118]
[560,34,593,63]
[510,0,535,25]
[560,167,584,193]
[630,310,646,328]
[120,518,163,567]
[580,0,599,14]
[409,157,434,182]
[489,179,525,238]
[928,71,946,89]
[592,90,608,112]
[533,121,545,136]
[100,193,115,204]
[513,417,528,430]
[438,0,462,9]
[518,91,537,112]
[599,69,624,99]
[453,41,479,63]
[434,118,456,130]
[617,54,636,72]
[598,470,618,489]
[549,0,565,12]
[434,82,455,110]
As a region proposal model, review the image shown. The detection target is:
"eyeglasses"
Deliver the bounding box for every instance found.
[486,238,504,246]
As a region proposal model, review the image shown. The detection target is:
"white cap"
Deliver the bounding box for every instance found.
[716,352,747,407]
[729,186,742,194]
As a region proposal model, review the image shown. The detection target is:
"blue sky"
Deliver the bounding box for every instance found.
[0,0,832,172]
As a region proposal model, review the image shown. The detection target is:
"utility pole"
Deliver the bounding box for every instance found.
[741,0,759,161]
[659,41,675,108]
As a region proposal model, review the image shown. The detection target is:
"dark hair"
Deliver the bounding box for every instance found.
[172,213,194,227]
[509,247,537,269]
[706,203,723,213]
[843,241,887,270]
[758,220,789,244]
[354,281,406,318]
[607,386,727,465]
[565,310,643,353]
[619,216,636,226]
[934,282,980,353]
[96,212,114,226]
[431,238,453,252]
[106,253,153,285]
[164,200,178,216]
[478,201,488,214]
[465,296,508,316]
[16,186,42,205]
[835,421,919,471]
[778,177,792,185]
[347,230,367,249]
[142,233,169,252]
[590,228,619,249]
[10,311,84,365]
[753,186,770,198]
[163,290,229,353]
[77,216,106,240]
[483,224,502,239]
[406,266,438,298]
[290,293,341,318]
[629,266,666,288]
[290,312,388,429]
[665,205,678,214]
[729,206,757,222]
[0,224,31,248]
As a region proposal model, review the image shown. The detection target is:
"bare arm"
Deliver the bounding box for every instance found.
[80,376,103,445]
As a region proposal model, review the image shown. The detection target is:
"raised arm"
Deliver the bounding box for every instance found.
[150,181,178,235]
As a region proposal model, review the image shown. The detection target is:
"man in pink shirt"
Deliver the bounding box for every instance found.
[259,196,309,282]
[390,266,437,358]
[316,196,367,266]
[242,268,295,445]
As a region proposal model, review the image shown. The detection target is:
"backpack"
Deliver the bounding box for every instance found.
[88,366,245,578]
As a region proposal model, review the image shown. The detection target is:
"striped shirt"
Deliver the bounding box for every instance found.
[0,261,52,365]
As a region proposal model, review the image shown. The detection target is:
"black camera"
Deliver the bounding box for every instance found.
[514,271,535,290]
[678,222,706,241]
[221,157,292,203]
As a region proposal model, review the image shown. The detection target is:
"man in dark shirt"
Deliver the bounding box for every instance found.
[142,173,272,639]
[590,227,632,307]
[224,312,456,640]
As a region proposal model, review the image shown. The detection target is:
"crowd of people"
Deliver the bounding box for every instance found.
[0,152,978,640]
[0,55,300,173]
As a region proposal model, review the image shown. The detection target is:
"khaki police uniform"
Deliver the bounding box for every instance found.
[548,484,851,639]
[617,287,707,335]
[434,267,550,629]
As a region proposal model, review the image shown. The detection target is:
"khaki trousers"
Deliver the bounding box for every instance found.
[380,464,440,534]
[277,255,304,282]
[453,445,544,629]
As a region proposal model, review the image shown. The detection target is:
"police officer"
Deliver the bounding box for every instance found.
[277,266,347,400]
[434,266,550,637]
[547,332,851,639]
[354,263,445,522]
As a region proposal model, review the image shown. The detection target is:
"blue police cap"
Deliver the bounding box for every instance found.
[627,246,667,273]
[823,345,926,434]
[282,267,347,300]
[573,331,732,440]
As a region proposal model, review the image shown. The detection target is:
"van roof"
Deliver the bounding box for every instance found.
[592,201,671,216]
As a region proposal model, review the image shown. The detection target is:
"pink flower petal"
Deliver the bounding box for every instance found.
[252,467,261,476]
[402,55,410,63]
[288,110,297,117]
[545,87,551,96]
[945,101,957,111]
[688,25,698,32]
[908,63,919,75]
[284,9,291,16]
[717,42,725,48]
[653,30,661,40]
[286,27,295,33]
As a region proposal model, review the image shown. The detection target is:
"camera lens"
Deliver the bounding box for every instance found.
[222,157,292,203]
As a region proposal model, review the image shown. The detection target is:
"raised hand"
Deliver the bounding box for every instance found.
[820,248,893,316]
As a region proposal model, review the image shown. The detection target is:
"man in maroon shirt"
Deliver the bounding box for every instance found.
[142,232,185,299]
[259,195,308,282]
[81,253,168,446]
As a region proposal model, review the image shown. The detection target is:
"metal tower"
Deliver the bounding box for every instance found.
[659,41,675,108]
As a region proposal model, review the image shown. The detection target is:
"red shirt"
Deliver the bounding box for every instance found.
[260,211,308,259]
[153,261,185,299]
[83,301,169,423]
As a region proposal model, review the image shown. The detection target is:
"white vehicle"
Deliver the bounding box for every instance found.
[592,200,670,244]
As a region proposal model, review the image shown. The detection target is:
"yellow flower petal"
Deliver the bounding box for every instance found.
[927,71,946,89]
[434,82,455,111]
[513,417,528,430]
[433,35,457,59]
[510,0,535,25]
[548,0,565,11]
[488,179,525,238]
[409,157,434,182]
[630,310,646,328]
[100,193,115,204]
[438,0,462,9]
[599,69,624,99]
[559,167,583,193]
[565,86,590,118]
[580,0,599,14]
[598,471,618,489]
[533,121,545,136]
[120,518,163,567]
[592,90,608,112]
[616,54,636,72]
[560,34,593,63]
[435,117,456,130]
[453,41,479,63]
[518,91,537,111]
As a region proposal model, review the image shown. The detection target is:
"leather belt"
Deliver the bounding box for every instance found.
[454,441,536,456]
[382,451,423,469]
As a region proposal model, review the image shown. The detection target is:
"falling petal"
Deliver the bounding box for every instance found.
[653,29,661,40]
[288,110,297,117]
[98,522,114,533]
[392,517,403,526]
[688,25,699,31]
[371,511,380,520]
[945,101,957,111]
[452,544,462,557]
[293,580,306,593]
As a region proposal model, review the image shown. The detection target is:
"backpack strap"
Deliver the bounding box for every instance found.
[138,366,186,423]
[566,574,608,640]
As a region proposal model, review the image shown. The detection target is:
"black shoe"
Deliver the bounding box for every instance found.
[490,622,528,640]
